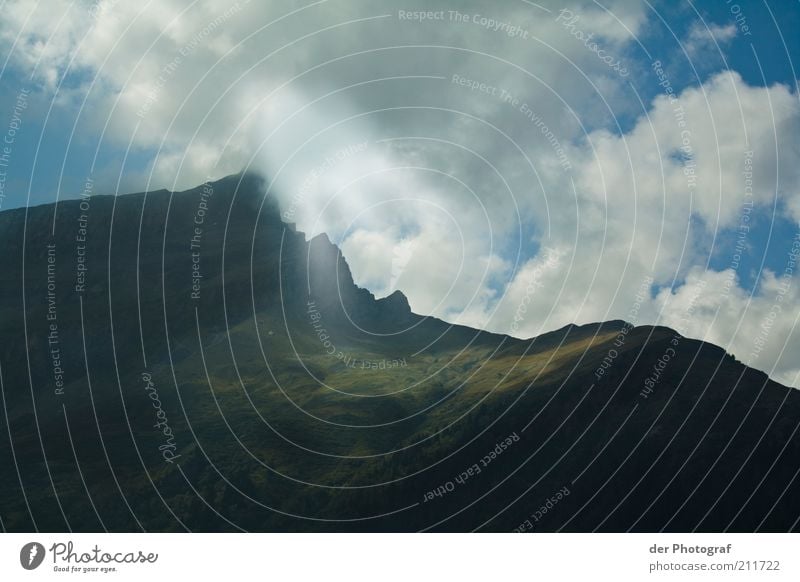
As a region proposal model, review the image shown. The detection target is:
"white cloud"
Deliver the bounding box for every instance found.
[476,71,800,386]
[652,262,800,384]
[685,22,737,58]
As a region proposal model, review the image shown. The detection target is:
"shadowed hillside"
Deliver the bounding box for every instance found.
[0,174,798,532]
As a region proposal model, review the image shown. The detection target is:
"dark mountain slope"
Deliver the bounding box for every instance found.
[0,174,797,532]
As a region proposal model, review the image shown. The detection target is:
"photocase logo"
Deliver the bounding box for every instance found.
[20,542,45,570]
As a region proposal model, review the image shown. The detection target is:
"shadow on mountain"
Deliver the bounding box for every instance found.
[0,173,797,532]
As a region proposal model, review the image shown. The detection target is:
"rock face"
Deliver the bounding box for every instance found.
[0,173,798,533]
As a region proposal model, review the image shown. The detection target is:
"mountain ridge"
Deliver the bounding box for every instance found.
[0,173,797,532]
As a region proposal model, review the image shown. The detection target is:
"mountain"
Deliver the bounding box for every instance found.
[0,173,798,532]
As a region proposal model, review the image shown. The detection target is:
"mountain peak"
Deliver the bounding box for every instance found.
[308,231,332,246]
[1,175,798,533]
[378,289,411,312]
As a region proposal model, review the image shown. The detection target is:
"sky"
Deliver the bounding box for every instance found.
[1,0,799,386]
